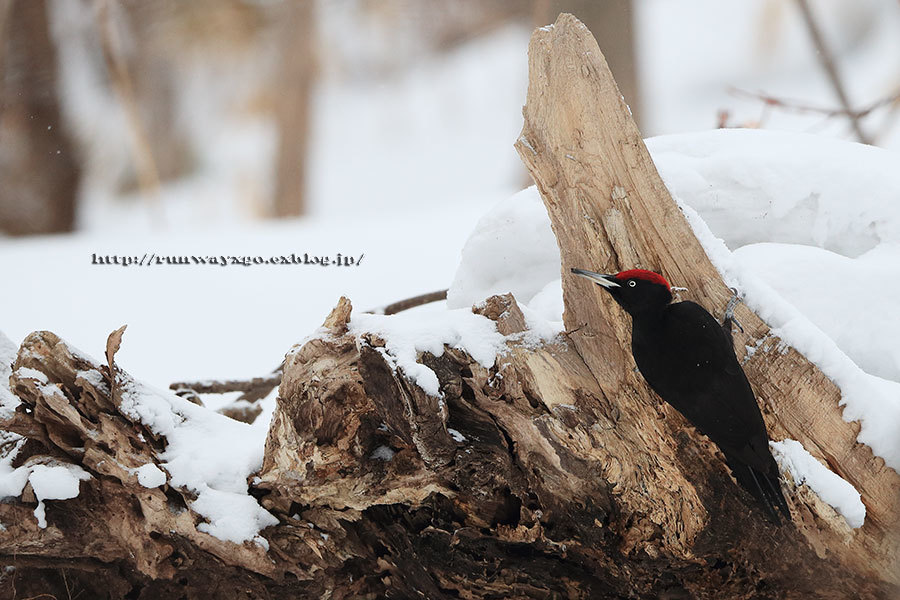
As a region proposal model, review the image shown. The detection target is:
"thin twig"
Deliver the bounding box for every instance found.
[874,94,900,144]
[794,0,871,144]
[729,87,900,120]
[61,568,71,600]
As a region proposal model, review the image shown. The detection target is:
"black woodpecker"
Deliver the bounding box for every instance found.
[571,267,790,522]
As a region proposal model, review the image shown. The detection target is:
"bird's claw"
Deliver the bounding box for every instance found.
[723,287,744,333]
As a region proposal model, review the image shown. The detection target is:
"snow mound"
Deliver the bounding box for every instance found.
[448,186,561,310]
[448,129,900,472]
[732,242,900,383]
[770,439,865,529]
[646,129,900,258]
[119,379,278,545]
[348,291,564,398]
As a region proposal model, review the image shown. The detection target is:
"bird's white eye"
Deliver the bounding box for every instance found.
[628,280,637,288]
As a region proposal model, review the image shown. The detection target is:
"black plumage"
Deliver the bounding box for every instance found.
[572,267,790,522]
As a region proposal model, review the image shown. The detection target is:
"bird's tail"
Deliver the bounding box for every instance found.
[726,455,791,524]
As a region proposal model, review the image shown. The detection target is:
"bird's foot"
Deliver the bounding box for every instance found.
[723,287,744,333]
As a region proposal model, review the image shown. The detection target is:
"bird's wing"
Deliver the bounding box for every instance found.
[646,302,774,471]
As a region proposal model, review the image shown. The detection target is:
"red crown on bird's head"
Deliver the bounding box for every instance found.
[614,269,671,290]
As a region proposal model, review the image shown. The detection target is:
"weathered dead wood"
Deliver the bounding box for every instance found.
[164,290,452,424]
[0,330,286,598]
[514,11,898,591]
[255,294,894,598]
[1,292,896,598]
[170,375,282,396]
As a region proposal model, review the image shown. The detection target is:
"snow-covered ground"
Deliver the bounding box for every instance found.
[0,207,484,387]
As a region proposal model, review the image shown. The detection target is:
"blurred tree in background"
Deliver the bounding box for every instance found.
[1,0,643,235]
[2,0,896,236]
[0,0,80,235]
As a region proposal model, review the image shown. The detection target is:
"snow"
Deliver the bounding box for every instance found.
[133,463,167,488]
[0,439,29,499]
[0,331,20,419]
[770,439,866,529]
[348,310,508,397]
[0,454,91,529]
[645,129,900,258]
[448,186,561,311]
[448,428,466,443]
[521,283,565,344]
[27,463,92,529]
[0,331,16,375]
[117,378,278,545]
[448,129,900,473]
[525,279,564,326]
[731,242,900,383]
[370,446,395,461]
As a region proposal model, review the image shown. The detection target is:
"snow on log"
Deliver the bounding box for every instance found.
[0,331,277,583]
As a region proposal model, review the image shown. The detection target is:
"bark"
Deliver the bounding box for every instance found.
[0,13,897,600]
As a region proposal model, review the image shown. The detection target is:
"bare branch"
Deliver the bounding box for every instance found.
[372,289,448,315]
[169,374,282,396]
[730,87,900,121]
[794,0,871,144]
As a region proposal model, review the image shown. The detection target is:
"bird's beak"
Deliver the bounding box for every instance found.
[570,268,620,288]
